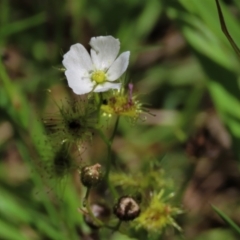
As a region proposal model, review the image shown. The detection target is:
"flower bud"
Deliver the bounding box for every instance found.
[113,196,140,221]
[80,163,102,187]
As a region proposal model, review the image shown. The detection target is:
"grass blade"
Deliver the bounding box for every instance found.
[215,0,240,57]
[212,205,240,235]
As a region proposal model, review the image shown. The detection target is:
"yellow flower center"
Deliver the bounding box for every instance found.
[91,70,106,84]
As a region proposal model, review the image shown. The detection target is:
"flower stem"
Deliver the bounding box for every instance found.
[83,187,104,227]
[105,116,119,180]
[97,117,120,198]
[82,187,91,207]
[113,220,122,232]
[110,116,120,142]
[105,116,119,177]
[97,129,111,147]
[94,92,103,120]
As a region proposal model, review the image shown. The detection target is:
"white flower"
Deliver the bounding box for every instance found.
[62,36,130,95]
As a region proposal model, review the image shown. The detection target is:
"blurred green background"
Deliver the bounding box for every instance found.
[1,0,240,239]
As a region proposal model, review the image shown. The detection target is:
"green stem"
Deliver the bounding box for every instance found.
[113,220,122,232]
[105,117,120,196]
[97,129,111,147]
[110,116,120,142]
[82,187,91,207]
[94,92,103,120]
[83,187,104,227]
[97,117,120,198]
[85,201,104,227]
[106,116,120,176]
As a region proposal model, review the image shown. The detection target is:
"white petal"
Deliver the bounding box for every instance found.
[94,82,121,92]
[106,51,130,81]
[90,36,120,70]
[62,43,93,73]
[65,69,94,95]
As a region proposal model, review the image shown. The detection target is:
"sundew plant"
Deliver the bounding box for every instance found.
[1,1,240,240]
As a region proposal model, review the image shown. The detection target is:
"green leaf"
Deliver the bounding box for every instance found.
[0,12,46,39]
[0,219,29,240]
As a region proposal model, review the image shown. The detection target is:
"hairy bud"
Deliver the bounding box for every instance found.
[80,163,102,187]
[113,196,140,221]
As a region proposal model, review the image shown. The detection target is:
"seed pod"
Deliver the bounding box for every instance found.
[80,163,102,187]
[113,196,140,221]
[84,203,110,229]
